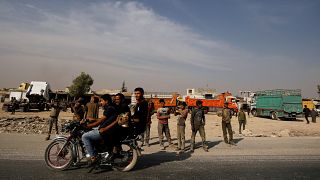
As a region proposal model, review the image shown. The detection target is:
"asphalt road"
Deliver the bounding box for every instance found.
[0,134,320,179]
[0,156,320,180]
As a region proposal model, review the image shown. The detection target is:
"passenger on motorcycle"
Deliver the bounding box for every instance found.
[81,94,118,164]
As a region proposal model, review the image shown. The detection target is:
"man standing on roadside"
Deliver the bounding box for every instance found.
[238,108,246,134]
[131,87,149,138]
[157,99,173,150]
[303,105,311,124]
[141,100,155,147]
[85,96,99,122]
[10,97,17,115]
[45,99,61,141]
[175,102,188,152]
[190,100,208,152]
[311,108,318,123]
[222,102,235,145]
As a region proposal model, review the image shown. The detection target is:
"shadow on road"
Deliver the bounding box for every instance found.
[134,151,192,171]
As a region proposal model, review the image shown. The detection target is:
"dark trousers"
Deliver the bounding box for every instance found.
[11,107,15,114]
[222,121,233,143]
[239,120,246,134]
[141,124,151,144]
[158,122,172,146]
[305,115,310,124]
[190,125,206,150]
[177,125,185,149]
[48,117,59,135]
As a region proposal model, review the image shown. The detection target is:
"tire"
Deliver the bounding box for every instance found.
[271,112,278,120]
[112,143,138,172]
[44,139,74,171]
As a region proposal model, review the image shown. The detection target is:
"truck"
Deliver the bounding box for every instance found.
[251,89,302,120]
[19,81,52,111]
[2,90,28,112]
[131,92,178,112]
[185,92,238,114]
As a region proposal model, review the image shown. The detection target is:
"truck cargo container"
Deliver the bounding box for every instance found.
[251,89,302,119]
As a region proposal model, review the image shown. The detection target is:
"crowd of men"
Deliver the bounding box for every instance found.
[34,87,315,164]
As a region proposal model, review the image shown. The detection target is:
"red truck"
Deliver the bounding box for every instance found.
[185,92,238,114]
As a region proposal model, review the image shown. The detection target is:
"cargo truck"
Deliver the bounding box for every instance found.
[251,89,302,120]
[185,92,238,115]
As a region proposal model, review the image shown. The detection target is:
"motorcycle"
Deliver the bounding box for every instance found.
[44,121,141,172]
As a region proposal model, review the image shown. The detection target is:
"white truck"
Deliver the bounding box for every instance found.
[19,81,51,111]
[2,90,28,112]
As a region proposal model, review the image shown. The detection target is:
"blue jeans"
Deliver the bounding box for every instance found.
[82,129,102,157]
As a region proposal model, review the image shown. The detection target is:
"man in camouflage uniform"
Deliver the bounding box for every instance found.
[222,102,235,145]
[190,100,208,152]
[45,99,61,140]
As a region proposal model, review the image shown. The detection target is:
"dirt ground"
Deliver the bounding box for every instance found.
[1,104,319,140]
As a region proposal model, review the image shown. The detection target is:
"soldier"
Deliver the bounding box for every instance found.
[84,96,99,122]
[222,102,235,145]
[157,99,173,150]
[190,100,208,152]
[303,105,311,124]
[238,108,247,134]
[72,97,85,121]
[10,97,17,115]
[175,102,188,152]
[45,99,61,140]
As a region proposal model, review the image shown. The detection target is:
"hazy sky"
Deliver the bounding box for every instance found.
[0,0,319,98]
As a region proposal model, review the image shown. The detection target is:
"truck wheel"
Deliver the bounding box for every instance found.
[271,112,278,120]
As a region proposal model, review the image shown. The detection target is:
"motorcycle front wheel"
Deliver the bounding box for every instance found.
[44,139,74,170]
[112,143,138,172]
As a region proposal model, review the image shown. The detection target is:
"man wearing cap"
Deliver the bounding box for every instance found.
[222,102,235,145]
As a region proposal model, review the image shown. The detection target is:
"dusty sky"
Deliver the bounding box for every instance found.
[0,0,319,98]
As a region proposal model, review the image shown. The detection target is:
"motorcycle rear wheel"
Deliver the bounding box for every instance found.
[112,143,138,172]
[44,139,74,170]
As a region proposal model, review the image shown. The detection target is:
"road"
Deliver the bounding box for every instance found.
[0,133,320,179]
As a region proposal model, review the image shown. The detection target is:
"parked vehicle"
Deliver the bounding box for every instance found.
[185,92,238,114]
[19,81,51,111]
[302,99,315,110]
[2,90,27,112]
[44,121,140,172]
[251,89,303,119]
[131,92,178,112]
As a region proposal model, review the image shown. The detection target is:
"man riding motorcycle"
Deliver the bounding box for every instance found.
[81,94,119,164]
